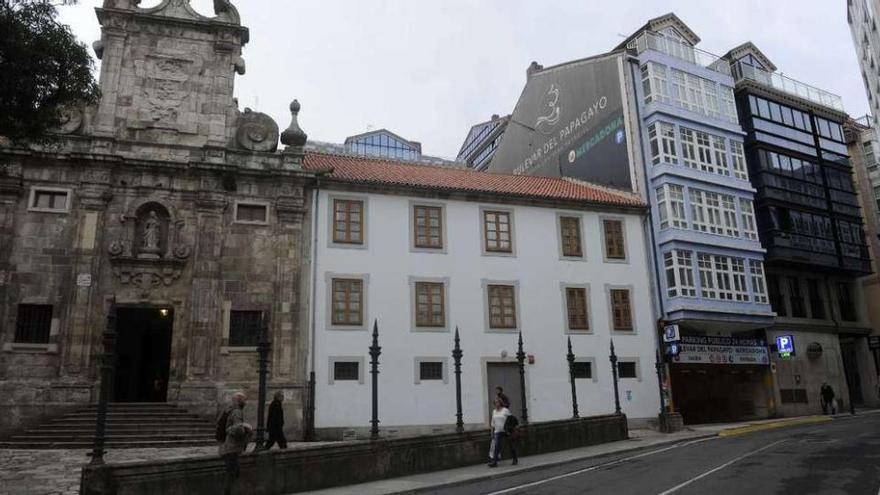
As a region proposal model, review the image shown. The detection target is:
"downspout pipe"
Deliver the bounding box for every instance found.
[627,55,669,415]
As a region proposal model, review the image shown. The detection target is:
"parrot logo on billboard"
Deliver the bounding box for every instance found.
[535,84,561,135]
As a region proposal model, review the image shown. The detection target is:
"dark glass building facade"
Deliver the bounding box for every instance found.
[724,43,874,416]
[456,115,508,171]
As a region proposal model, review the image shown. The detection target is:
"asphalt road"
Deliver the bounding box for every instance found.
[429,414,880,495]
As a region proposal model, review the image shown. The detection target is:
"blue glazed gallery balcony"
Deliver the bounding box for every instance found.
[627,31,731,76]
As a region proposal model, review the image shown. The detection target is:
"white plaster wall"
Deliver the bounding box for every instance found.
[312,190,660,430]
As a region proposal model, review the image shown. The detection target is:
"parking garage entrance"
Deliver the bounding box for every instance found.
[670,335,773,424]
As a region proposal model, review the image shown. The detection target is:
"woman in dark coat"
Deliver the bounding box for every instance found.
[265,391,287,449]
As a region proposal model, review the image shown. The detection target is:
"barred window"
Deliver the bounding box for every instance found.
[414,205,443,249]
[617,361,638,379]
[229,310,262,347]
[415,282,445,327]
[603,219,626,260]
[559,216,582,257]
[484,210,512,253]
[14,304,52,344]
[333,199,364,244]
[487,285,517,329]
[610,289,633,331]
[333,361,360,381]
[572,361,592,379]
[331,278,363,326]
[565,287,589,331]
[419,361,443,381]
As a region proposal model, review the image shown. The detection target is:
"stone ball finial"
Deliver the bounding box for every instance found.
[280,99,308,148]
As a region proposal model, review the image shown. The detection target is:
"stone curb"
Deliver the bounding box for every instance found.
[387,433,718,495]
[717,416,832,438]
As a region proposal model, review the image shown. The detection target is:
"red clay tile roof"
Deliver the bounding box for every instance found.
[303,152,644,209]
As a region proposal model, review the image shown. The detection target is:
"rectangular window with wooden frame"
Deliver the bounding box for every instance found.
[483,210,512,253]
[559,216,583,257]
[487,284,516,329]
[413,205,443,249]
[331,278,363,326]
[415,282,445,327]
[603,219,626,260]
[565,287,589,331]
[332,199,364,244]
[610,289,633,331]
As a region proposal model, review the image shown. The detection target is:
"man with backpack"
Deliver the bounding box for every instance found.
[217,392,253,495]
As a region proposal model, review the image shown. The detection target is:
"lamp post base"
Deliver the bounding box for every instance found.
[658,412,684,433]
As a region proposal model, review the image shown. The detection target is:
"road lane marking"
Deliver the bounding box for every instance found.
[655,439,788,495]
[484,437,717,495]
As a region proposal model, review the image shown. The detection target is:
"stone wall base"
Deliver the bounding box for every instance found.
[81,414,628,495]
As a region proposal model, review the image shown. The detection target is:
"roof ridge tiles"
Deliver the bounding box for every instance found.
[303,151,645,208]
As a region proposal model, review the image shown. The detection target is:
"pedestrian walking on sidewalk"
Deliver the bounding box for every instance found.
[488,398,518,467]
[820,383,836,415]
[265,391,288,450]
[218,391,253,495]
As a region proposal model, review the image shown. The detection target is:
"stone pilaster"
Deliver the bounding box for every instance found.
[61,166,112,377]
[0,159,23,352]
[272,187,306,380]
[187,191,227,380]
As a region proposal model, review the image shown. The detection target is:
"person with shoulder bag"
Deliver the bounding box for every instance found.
[488,398,518,467]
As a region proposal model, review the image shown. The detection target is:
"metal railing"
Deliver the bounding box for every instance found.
[731,61,844,111]
[627,31,731,76]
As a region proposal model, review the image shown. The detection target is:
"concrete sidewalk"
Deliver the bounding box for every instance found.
[298,428,712,495]
[299,411,878,495]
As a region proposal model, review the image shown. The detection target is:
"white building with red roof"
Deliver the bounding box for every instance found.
[302,151,661,438]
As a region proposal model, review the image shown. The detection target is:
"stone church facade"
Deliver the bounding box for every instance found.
[0,0,315,435]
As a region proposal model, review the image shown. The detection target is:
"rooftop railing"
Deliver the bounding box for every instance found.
[627,31,731,77]
[731,61,844,112]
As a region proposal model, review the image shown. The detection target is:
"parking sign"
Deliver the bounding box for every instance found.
[776,335,794,357]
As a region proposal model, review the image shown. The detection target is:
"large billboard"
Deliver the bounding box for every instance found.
[489,54,632,190]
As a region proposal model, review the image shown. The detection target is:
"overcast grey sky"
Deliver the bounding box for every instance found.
[59,0,865,159]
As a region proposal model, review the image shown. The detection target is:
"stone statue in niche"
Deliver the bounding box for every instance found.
[141,212,161,254]
[135,206,169,258]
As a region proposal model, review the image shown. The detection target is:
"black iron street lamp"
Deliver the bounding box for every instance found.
[609,339,621,415]
[566,337,579,419]
[254,312,271,451]
[516,332,529,425]
[452,327,464,433]
[89,298,117,465]
[655,349,666,415]
[369,319,381,440]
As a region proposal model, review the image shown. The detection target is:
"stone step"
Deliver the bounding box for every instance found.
[10,433,213,441]
[0,439,217,449]
[3,403,218,449]
[25,427,215,435]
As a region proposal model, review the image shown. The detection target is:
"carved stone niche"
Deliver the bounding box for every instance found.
[107,201,192,294]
